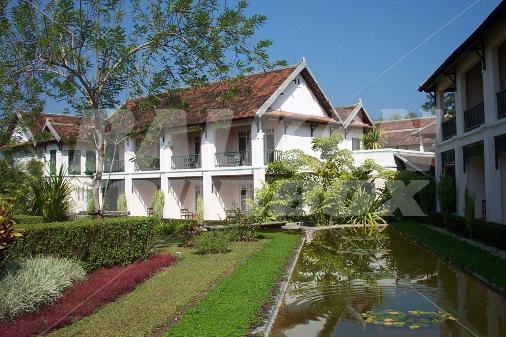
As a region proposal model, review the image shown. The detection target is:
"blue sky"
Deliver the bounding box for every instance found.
[246,0,502,120]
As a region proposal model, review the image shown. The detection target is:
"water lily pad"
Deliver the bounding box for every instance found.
[360,309,456,329]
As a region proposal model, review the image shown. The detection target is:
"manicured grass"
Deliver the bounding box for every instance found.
[391,220,506,291]
[165,233,300,337]
[48,238,269,337]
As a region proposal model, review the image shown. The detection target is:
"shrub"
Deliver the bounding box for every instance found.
[227,226,261,242]
[362,127,385,150]
[155,218,197,236]
[0,256,86,321]
[196,195,204,225]
[36,167,73,222]
[464,188,476,237]
[9,217,157,271]
[193,231,231,255]
[152,190,164,219]
[0,209,21,263]
[117,194,127,212]
[87,198,95,213]
[437,175,455,227]
[0,254,176,337]
[12,215,44,225]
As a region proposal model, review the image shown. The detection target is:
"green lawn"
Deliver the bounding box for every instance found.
[391,220,506,291]
[165,233,300,337]
[49,237,269,337]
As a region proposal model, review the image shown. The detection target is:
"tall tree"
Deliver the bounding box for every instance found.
[0,0,282,211]
[421,92,456,117]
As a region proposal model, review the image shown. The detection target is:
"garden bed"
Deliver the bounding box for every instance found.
[0,254,176,337]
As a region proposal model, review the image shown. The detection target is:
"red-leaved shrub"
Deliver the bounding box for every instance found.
[0,254,176,337]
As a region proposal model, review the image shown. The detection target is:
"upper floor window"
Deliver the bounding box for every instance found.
[465,62,484,109]
[68,150,81,175]
[498,40,506,92]
[352,137,361,151]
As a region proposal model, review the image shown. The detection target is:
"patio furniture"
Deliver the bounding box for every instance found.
[147,207,153,216]
[181,208,194,219]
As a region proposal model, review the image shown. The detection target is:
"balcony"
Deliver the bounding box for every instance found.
[442,117,456,141]
[215,151,251,167]
[498,89,506,120]
[136,157,160,171]
[464,102,484,132]
[171,155,201,170]
[69,164,81,175]
[264,150,283,164]
[104,159,124,173]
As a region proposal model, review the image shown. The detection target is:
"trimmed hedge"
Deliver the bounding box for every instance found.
[12,215,44,225]
[9,217,157,271]
[409,213,506,251]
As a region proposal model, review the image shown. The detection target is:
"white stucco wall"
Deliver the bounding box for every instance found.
[342,128,364,151]
[269,74,327,117]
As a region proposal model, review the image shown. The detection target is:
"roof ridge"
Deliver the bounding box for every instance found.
[376,116,435,123]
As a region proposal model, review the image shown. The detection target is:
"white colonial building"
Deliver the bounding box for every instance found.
[419,1,506,225]
[2,59,433,220]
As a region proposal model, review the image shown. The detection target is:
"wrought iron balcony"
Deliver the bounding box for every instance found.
[464,102,484,132]
[497,89,506,120]
[215,151,252,167]
[68,164,81,175]
[104,159,124,173]
[264,150,283,164]
[171,154,201,170]
[441,117,456,141]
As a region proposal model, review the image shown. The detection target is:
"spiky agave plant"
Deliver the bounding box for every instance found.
[41,167,73,222]
[363,127,385,150]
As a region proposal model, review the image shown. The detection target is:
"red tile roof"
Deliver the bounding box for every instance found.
[376,116,436,147]
[125,66,298,132]
[375,116,435,131]
[334,104,356,122]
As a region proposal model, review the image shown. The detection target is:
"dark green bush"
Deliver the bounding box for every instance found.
[413,213,506,250]
[155,218,197,236]
[9,217,156,271]
[437,175,455,227]
[12,215,44,225]
[193,231,231,255]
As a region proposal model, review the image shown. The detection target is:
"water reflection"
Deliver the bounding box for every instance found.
[270,228,506,337]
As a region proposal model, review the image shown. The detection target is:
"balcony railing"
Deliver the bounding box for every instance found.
[171,155,201,170]
[215,151,251,167]
[497,89,506,120]
[104,159,124,173]
[264,150,283,164]
[442,117,456,141]
[464,102,484,132]
[136,157,160,171]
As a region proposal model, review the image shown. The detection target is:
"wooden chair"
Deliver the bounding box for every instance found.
[147,208,153,216]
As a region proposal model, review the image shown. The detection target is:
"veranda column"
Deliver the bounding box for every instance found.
[455,73,465,136]
[201,124,218,220]
[435,91,444,212]
[455,145,465,217]
[159,130,172,172]
[251,119,266,192]
[124,137,135,173]
[484,136,501,223]
[125,176,133,214]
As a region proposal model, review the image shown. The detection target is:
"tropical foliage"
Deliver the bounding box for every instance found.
[117,194,128,212]
[464,188,476,237]
[193,231,231,255]
[38,167,73,222]
[0,208,21,263]
[251,135,387,226]
[362,127,385,150]
[437,175,455,227]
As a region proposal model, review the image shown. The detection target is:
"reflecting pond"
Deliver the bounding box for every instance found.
[269,228,506,337]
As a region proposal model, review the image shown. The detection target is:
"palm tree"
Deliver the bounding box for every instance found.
[363,128,385,150]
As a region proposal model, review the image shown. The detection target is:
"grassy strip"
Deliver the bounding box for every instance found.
[49,239,267,337]
[391,220,506,291]
[165,233,300,337]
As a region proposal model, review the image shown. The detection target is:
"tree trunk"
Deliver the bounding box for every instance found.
[93,132,105,213]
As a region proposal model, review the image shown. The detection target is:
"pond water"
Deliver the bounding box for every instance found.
[269,228,506,337]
